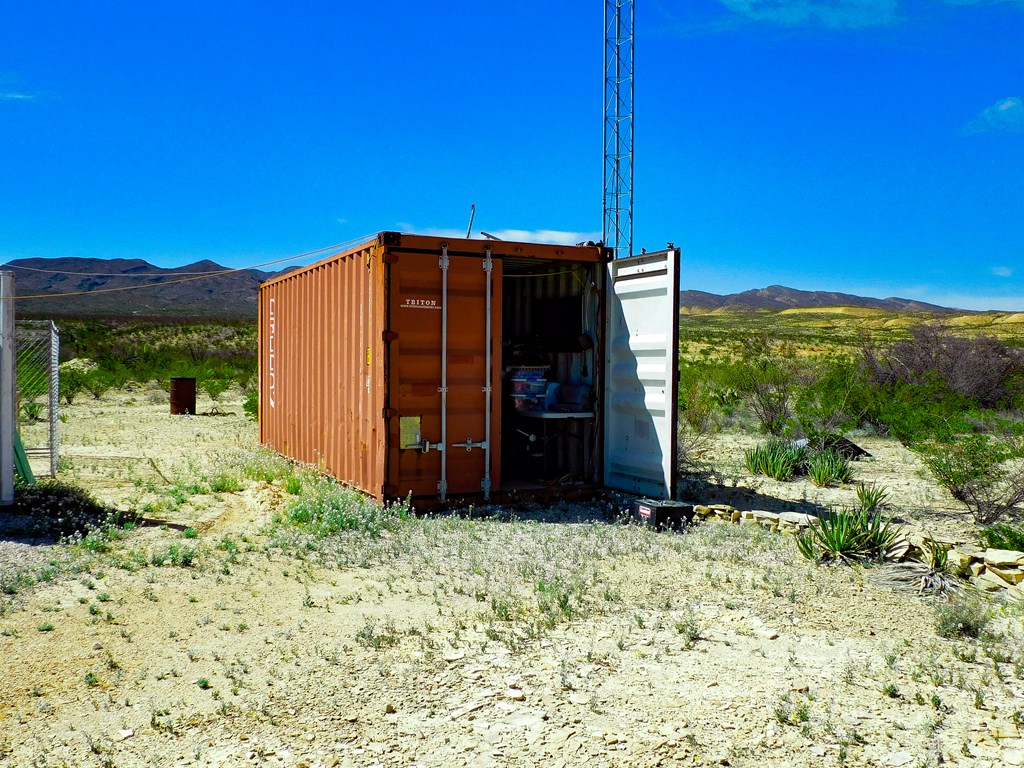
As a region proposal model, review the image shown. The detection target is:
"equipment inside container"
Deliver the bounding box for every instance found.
[499,260,602,487]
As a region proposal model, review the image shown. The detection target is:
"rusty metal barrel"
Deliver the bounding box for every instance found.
[169,377,197,415]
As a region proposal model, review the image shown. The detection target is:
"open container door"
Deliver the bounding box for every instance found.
[603,247,681,498]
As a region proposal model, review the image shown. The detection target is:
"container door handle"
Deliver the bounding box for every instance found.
[452,437,488,452]
[419,440,444,454]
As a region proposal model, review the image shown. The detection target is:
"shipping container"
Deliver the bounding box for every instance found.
[258,232,680,505]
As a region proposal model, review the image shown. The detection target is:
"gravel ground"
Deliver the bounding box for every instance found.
[1,389,1023,768]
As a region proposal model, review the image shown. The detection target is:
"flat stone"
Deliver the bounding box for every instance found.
[971,570,1009,591]
[751,510,779,521]
[1003,749,1024,766]
[568,693,593,706]
[948,548,979,571]
[778,512,817,527]
[708,504,737,513]
[444,650,466,662]
[970,562,986,577]
[984,549,1024,567]
[505,688,524,701]
[988,565,1024,584]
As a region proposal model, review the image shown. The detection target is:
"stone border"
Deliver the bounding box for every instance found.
[692,504,1024,601]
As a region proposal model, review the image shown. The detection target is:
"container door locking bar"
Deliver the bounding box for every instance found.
[452,438,488,452]
[481,246,493,499]
[438,244,450,501]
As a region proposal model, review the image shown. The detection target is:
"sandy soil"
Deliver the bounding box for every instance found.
[1,387,1023,768]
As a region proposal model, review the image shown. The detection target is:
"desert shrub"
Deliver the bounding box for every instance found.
[935,596,991,639]
[916,435,1024,525]
[855,481,889,512]
[807,449,852,487]
[979,523,1024,551]
[11,481,131,540]
[85,369,119,400]
[744,440,807,481]
[734,335,804,436]
[796,508,900,562]
[202,377,230,401]
[282,476,410,538]
[865,325,1024,410]
[794,356,867,440]
[242,388,258,421]
[59,366,89,405]
[677,375,720,470]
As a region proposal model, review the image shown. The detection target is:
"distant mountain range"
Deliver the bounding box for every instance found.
[680,285,957,313]
[4,257,961,319]
[6,257,279,319]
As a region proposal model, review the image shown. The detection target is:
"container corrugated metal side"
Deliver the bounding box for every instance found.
[258,238,388,498]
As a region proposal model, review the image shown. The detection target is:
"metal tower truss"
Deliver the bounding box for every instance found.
[603,0,634,260]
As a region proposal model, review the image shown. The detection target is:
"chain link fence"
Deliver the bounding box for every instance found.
[16,320,60,477]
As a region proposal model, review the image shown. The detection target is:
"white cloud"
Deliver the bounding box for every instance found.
[406,226,601,245]
[992,266,1014,277]
[0,91,35,101]
[717,0,899,29]
[478,229,602,245]
[965,96,1024,134]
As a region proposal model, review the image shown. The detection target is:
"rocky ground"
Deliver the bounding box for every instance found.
[1,386,1023,768]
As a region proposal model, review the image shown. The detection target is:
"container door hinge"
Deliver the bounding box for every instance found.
[420,440,444,454]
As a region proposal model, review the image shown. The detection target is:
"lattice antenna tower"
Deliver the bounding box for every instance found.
[603,0,634,260]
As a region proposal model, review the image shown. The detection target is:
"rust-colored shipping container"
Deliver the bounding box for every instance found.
[258,232,680,504]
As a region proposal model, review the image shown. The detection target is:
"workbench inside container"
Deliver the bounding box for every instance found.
[258,232,680,507]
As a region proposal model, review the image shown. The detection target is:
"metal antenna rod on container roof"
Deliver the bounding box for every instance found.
[603,0,634,260]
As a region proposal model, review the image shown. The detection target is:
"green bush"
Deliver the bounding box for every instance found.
[794,356,867,440]
[242,389,258,421]
[734,335,804,436]
[935,596,991,639]
[980,523,1024,551]
[916,435,1024,525]
[284,477,410,538]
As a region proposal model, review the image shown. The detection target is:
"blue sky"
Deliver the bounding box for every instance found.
[1,1,1022,310]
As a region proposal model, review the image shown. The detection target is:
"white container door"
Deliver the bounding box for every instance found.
[603,248,680,498]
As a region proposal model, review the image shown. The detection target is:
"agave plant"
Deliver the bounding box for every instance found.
[807,450,852,488]
[745,440,807,481]
[855,481,890,512]
[796,508,901,563]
